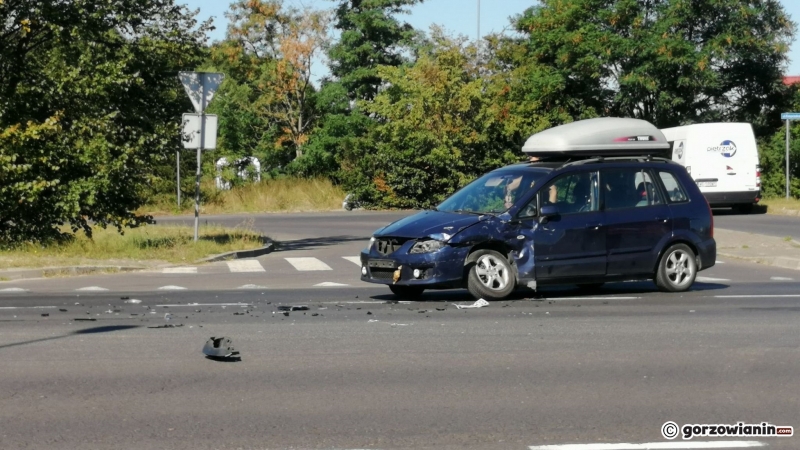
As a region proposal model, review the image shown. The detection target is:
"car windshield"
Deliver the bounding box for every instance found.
[437,168,548,214]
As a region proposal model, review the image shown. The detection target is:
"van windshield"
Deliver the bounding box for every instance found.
[437,168,547,214]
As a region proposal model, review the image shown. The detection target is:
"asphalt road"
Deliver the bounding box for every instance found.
[2,265,800,449]
[713,209,800,241]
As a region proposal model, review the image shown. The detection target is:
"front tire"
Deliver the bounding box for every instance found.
[389,285,424,299]
[466,249,515,300]
[655,243,697,292]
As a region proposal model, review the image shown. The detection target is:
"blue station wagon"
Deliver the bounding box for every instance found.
[359,118,717,300]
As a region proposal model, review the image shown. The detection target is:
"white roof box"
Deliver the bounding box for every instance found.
[522,117,671,157]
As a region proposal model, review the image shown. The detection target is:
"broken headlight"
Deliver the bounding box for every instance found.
[409,239,445,254]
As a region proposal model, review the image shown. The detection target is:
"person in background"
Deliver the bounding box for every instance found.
[503,156,557,210]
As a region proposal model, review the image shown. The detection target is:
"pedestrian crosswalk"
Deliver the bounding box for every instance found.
[157,256,362,274]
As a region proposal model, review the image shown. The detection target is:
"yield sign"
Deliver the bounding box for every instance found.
[179,72,224,113]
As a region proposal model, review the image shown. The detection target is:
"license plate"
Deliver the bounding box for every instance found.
[368,259,396,269]
[697,181,717,187]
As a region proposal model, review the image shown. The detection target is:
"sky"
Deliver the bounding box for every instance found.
[180,0,800,76]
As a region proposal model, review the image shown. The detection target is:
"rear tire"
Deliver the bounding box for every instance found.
[466,249,516,300]
[655,243,697,292]
[735,203,754,214]
[389,285,425,299]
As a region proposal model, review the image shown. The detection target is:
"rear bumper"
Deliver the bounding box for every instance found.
[703,190,760,206]
[696,238,717,271]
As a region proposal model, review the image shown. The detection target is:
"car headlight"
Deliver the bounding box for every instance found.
[367,236,376,250]
[409,239,445,254]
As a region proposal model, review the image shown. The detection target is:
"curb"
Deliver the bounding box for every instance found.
[0,266,146,281]
[195,242,276,263]
[717,252,800,271]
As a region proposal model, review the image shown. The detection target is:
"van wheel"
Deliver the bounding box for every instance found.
[389,285,424,299]
[735,203,754,214]
[655,244,697,292]
[467,250,515,300]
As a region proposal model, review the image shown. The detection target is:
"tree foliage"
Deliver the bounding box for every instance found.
[0,0,209,244]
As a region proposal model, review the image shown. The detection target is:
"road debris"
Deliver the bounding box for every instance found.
[124,299,142,304]
[41,313,49,317]
[148,324,184,329]
[436,307,446,311]
[75,318,96,321]
[164,313,173,322]
[202,336,241,361]
[453,299,490,309]
[59,309,68,312]
[277,305,309,312]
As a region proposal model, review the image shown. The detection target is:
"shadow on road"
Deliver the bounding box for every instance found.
[0,325,140,351]
[276,235,367,252]
[712,204,768,216]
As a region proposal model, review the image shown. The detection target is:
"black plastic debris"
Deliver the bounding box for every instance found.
[41,313,50,317]
[75,318,96,321]
[59,309,68,312]
[277,305,309,312]
[148,324,183,329]
[120,296,130,300]
[282,311,290,316]
[312,313,319,317]
[367,311,373,315]
[436,308,446,311]
[202,336,241,361]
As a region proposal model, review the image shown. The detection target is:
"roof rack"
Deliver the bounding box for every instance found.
[560,155,675,168]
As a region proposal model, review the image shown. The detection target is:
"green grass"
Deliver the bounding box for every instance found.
[0,224,266,270]
[141,177,346,215]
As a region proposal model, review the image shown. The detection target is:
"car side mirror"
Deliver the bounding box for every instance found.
[539,204,559,224]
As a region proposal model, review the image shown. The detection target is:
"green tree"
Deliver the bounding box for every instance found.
[360,30,518,208]
[0,0,209,244]
[515,0,795,134]
[759,88,800,198]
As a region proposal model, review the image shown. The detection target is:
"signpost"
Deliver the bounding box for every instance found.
[781,113,800,199]
[179,72,224,242]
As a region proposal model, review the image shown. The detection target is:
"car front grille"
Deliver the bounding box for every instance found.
[375,237,409,256]
[370,268,395,280]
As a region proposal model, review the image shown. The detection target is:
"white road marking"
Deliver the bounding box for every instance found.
[546,296,640,301]
[158,285,188,291]
[0,306,57,310]
[226,260,266,273]
[285,257,332,271]
[716,294,800,298]
[343,256,362,265]
[0,288,29,293]
[320,300,412,304]
[76,286,109,291]
[715,261,725,264]
[314,282,349,287]
[528,441,765,450]
[770,276,794,281]
[237,284,268,289]
[162,267,197,274]
[157,303,252,307]
[696,276,731,283]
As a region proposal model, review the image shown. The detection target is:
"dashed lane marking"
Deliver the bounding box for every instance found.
[0,288,29,293]
[696,276,731,283]
[158,285,188,291]
[342,256,362,265]
[237,284,268,289]
[157,303,252,307]
[716,294,800,298]
[226,260,266,273]
[0,306,57,310]
[314,282,350,287]
[75,286,109,291]
[770,276,794,281]
[528,440,765,449]
[162,267,198,274]
[285,257,332,271]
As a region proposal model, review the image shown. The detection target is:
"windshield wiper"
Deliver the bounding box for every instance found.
[453,209,494,216]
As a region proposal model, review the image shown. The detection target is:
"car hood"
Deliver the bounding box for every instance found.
[374,210,487,239]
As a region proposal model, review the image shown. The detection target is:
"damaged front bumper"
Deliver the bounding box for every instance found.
[360,243,470,289]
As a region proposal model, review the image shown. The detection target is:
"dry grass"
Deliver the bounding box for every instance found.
[141,177,346,215]
[760,196,800,215]
[0,224,265,270]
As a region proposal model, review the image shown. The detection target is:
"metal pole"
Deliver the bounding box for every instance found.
[177,151,181,207]
[477,0,480,41]
[194,75,206,242]
[787,119,791,199]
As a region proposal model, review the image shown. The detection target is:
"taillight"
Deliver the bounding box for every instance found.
[756,164,761,188]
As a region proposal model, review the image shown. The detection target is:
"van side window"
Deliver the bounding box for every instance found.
[658,171,689,203]
[601,168,662,210]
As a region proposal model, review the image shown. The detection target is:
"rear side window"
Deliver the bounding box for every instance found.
[602,168,665,210]
[658,171,689,203]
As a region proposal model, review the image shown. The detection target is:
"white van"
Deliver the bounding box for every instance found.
[661,123,761,212]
